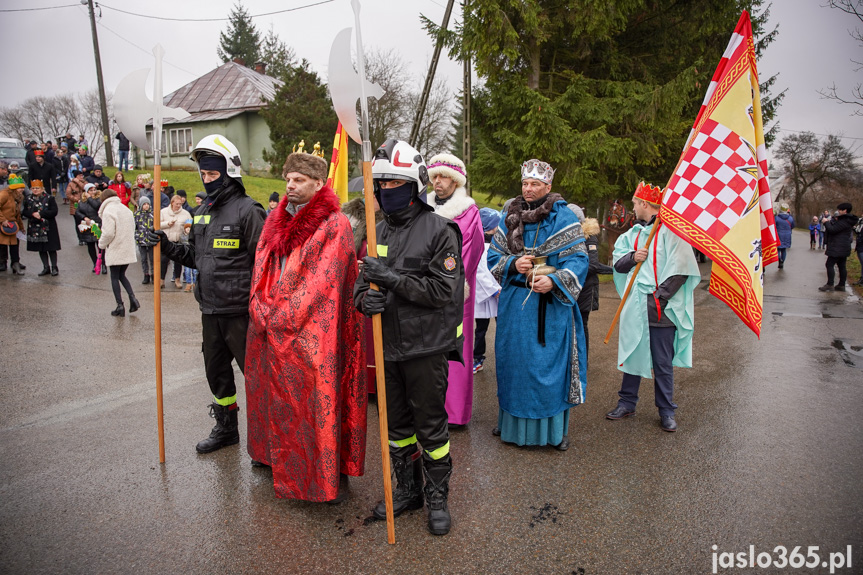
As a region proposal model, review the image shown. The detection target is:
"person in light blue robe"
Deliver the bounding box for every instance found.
[487,159,589,450]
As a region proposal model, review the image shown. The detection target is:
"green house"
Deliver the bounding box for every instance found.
[135,60,279,176]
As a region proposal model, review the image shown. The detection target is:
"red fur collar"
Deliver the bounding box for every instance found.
[259,186,341,259]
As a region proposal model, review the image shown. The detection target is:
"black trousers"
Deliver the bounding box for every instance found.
[825,255,847,286]
[580,308,591,359]
[0,243,20,264]
[384,353,450,457]
[473,318,491,360]
[617,325,678,417]
[109,264,135,304]
[160,252,182,281]
[201,313,249,402]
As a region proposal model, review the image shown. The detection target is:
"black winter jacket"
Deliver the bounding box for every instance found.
[29,161,56,191]
[577,234,613,314]
[354,200,465,362]
[74,198,102,244]
[823,213,857,258]
[163,178,266,315]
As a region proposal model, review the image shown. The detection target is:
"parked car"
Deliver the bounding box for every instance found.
[0,145,29,182]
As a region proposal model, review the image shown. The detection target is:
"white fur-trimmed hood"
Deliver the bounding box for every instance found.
[428,186,475,221]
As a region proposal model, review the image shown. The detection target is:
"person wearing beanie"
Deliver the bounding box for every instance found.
[605,182,701,433]
[472,207,502,374]
[86,165,110,191]
[426,152,484,426]
[488,159,589,448]
[149,134,266,455]
[243,149,367,503]
[774,203,795,269]
[22,179,61,276]
[0,174,27,274]
[819,201,857,292]
[266,191,280,215]
[133,195,156,285]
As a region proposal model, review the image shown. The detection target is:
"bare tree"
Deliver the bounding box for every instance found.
[0,91,113,160]
[361,48,412,150]
[774,132,860,220]
[819,0,863,115]
[408,79,455,160]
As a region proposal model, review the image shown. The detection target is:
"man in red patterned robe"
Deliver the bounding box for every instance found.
[245,151,367,503]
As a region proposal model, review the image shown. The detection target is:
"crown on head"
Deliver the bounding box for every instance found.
[634,181,662,205]
[521,159,554,184]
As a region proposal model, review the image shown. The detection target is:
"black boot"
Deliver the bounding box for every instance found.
[128,296,140,313]
[195,403,240,454]
[38,267,51,276]
[142,274,150,285]
[372,446,424,520]
[0,261,6,272]
[423,455,452,535]
[111,303,125,317]
[11,262,24,275]
[51,266,58,276]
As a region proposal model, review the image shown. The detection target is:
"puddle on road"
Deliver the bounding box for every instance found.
[831,339,863,370]
[765,293,863,320]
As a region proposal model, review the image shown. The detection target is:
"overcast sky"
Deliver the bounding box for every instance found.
[0,0,860,155]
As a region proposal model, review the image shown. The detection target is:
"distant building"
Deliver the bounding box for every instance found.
[135,60,279,176]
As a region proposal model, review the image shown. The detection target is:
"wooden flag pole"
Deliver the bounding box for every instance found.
[603,216,661,344]
[153,163,166,463]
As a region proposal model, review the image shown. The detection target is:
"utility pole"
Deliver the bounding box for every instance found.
[84,0,114,167]
[408,0,455,149]
[462,0,471,195]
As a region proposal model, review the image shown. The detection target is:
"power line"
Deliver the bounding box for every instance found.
[98,0,334,22]
[96,21,199,78]
[0,4,78,12]
[775,127,863,142]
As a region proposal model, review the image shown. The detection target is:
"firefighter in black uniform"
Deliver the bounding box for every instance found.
[150,135,266,454]
[354,139,464,536]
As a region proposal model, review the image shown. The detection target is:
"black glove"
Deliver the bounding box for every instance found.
[361,288,388,317]
[362,256,401,290]
[147,229,171,250]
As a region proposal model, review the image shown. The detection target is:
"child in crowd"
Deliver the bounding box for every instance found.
[134,196,157,284]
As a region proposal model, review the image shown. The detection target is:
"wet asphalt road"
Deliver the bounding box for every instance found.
[1,215,861,575]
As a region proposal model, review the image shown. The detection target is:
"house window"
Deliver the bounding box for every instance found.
[145,130,168,155]
[170,128,193,154]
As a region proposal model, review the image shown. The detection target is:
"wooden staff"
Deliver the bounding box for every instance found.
[352,0,395,543]
[152,165,165,463]
[603,216,661,344]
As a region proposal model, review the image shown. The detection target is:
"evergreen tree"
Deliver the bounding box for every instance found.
[259,25,296,79]
[260,60,338,176]
[426,0,782,206]
[217,2,261,67]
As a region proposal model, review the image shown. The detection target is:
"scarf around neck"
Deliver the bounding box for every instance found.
[504,192,563,253]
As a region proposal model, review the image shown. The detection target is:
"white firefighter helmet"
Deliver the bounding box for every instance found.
[189,134,243,179]
[372,139,429,188]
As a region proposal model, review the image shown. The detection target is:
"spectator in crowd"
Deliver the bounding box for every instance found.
[63,132,77,152]
[30,150,56,195]
[22,179,61,276]
[0,160,8,186]
[86,165,110,191]
[266,191,279,215]
[809,216,819,250]
[98,189,140,317]
[159,194,191,289]
[819,209,831,249]
[108,171,132,207]
[775,203,794,269]
[818,202,857,292]
[0,173,27,274]
[75,183,103,272]
[25,141,39,173]
[78,145,95,176]
[116,132,131,172]
[54,146,70,204]
[134,196,156,285]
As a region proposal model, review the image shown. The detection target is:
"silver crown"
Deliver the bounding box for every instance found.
[521,159,554,184]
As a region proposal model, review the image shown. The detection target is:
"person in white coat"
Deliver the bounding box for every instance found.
[473,207,502,373]
[98,189,140,317]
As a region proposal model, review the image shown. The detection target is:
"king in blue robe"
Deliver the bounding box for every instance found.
[488,188,589,448]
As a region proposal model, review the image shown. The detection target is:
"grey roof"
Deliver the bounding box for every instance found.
[156,61,280,125]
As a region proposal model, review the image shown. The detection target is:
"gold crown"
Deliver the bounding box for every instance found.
[292,140,325,158]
